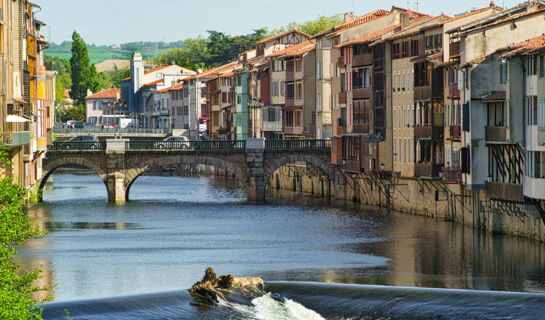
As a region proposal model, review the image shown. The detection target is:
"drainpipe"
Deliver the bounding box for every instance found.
[519,55,526,146]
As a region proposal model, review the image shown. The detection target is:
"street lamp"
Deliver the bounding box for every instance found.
[114,101,127,139]
[249,97,264,138]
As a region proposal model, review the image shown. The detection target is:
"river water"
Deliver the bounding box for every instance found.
[17,170,545,319]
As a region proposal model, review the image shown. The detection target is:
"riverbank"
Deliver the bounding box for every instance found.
[268,165,545,242]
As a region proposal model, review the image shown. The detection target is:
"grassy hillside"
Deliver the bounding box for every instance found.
[45,41,173,64]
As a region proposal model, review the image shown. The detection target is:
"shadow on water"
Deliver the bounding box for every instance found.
[17,169,545,317]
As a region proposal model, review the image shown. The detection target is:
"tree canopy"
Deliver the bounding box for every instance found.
[0,144,46,319]
[152,28,268,70]
[69,31,92,106]
[271,14,343,36]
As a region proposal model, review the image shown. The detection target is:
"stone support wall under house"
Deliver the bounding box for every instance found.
[268,166,545,242]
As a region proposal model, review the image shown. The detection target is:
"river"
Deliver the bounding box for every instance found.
[17,170,545,319]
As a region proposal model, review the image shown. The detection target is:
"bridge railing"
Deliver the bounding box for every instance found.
[50,141,107,151]
[53,127,168,135]
[126,140,246,150]
[265,139,331,150]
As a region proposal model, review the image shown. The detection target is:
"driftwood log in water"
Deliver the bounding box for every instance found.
[189,267,264,304]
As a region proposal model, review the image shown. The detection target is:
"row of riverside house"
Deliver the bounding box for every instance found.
[0,0,56,193]
[191,0,545,215]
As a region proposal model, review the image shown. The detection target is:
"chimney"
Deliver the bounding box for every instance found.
[400,11,410,29]
[344,12,354,22]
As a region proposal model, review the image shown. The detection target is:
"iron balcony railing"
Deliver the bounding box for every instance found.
[127,140,246,151]
[50,141,106,151]
[265,139,331,150]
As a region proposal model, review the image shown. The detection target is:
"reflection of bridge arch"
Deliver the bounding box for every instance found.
[39,156,109,198]
[124,155,248,201]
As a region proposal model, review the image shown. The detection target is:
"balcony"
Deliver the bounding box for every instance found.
[285,98,295,108]
[414,125,443,139]
[523,176,545,200]
[353,87,371,99]
[485,126,507,142]
[353,123,370,134]
[286,70,294,82]
[415,163,443,178]
[337,56,345,67]
[284,125,303,135]
[414,86,432,101]
[442,167,461,184]
[262,120,282,132]
[525,125,545,150]
[353,53,372,67]
[487,182,524,203]
[338,92,347,104]
[449,125,461,141]
[6,131,30,146]
[449,41,461,58]
[449,82,460,99]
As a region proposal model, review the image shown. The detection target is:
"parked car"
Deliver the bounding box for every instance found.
[73,121,96,129]
[154,136,190,149]
[60,135,101,150]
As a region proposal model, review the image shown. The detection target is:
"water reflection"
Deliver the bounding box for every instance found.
[17,170,545,302]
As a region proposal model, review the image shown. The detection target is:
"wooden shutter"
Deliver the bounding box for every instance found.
[462,103,469,132]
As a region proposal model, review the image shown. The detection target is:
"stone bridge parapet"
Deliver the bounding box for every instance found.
[40,139,332,203]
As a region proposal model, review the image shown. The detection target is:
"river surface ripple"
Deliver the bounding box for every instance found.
[16,171,545,318]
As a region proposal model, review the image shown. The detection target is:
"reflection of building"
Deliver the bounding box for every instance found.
[85,88,121,126]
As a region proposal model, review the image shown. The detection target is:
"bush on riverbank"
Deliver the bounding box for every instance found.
[0,143,46,319]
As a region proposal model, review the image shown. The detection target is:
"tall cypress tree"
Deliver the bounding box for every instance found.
[69,31,91,106]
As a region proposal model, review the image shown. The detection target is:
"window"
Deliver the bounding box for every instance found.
[317,93,322,112]
[280,81,285,96]
[527,96,538,125]
[286,83,295,100]
[401,41,409,58]
[538,98,545,128]
[295,81,303,99]
[500,63,507,84]
[539,56,545,78]
[528,55,538,75]
[392,43,400,59]
[295,58,303,72]
[93,101,97,110]
[317,61,323,80]
[411,39,419,56]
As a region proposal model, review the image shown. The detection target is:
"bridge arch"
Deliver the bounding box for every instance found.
[39,157,109,199]
[124,154,248,201]
[261,153,333,200]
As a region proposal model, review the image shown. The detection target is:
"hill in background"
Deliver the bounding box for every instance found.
[44,40,185,64]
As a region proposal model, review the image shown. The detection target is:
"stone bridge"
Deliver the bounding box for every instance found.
[39,139,332,202]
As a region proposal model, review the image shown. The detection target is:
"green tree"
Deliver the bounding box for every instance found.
[69,31,92,106]
[59,105,86,122]
[271,14,343,36]
[55,73,72,104]
[0,143,46,320]
[88,64,100,93]
[107,67,130,88]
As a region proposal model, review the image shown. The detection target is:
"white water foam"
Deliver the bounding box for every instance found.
[228,293,325,320]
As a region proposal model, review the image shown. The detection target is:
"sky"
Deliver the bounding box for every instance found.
[32,0,523,45]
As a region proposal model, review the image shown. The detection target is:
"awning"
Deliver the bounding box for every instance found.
[482,91,506,102]
[6,115,29,123]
